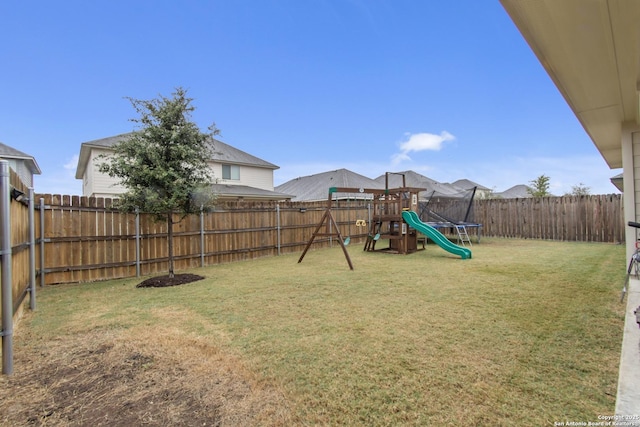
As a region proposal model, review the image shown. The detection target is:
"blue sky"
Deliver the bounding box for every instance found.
[1,1,621,196]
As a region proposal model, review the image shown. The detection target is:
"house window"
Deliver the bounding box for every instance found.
[222,164,240,180]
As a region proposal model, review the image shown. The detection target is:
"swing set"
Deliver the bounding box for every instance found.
[297,186,371,270]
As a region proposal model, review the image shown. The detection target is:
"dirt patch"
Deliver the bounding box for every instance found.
[0,326,292,426]
[136,273,205,288]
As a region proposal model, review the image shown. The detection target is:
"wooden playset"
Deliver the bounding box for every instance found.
[297,173,430,270]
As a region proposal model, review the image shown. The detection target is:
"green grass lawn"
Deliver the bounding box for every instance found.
[20,238,627,425]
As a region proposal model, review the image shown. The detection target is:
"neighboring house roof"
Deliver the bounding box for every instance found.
[494,185,532,199]
[0,142,42,175]
[212,184,292,201]
[450,179,490,192]
[75,133,130,179]
[75,132,278,179]
[374,171,460,198]
[610,173,623,192]
[209,139,278,169]
[275,168,383,201]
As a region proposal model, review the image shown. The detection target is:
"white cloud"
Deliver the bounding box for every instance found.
[400,131,455,152]
[64,155,79,170]
[390,152,411,166]
[391,131,455,166]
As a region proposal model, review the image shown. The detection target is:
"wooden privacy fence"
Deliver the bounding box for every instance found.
[3,170,33,317]
[426,194,624,243]
[36,195,371,285]
[31,193,624,286]
[1,166,36,374]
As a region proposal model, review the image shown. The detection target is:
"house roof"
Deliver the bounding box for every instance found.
[610,173,623,192]
[279,167,545,201]
[275,168,383,201]
[450,179,490,192]
[374,171,461,197]
[500,0,640,169]
[209,139,278,169]
[0,142,42,175]
[75,133,279,179]
[212,184,292,201]
[494,184,532,199]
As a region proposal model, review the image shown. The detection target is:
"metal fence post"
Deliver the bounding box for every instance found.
[28,188,35,311]
[39,198,45,287]
[0,161,13,375]
[135,208,140,277]
[200,205,205,267]
[276,203,281,255]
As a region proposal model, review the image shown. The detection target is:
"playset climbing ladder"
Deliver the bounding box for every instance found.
[455,225,472,246]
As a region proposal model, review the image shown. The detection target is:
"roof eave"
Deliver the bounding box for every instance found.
[500,0,640,170]
[2,155,42,175]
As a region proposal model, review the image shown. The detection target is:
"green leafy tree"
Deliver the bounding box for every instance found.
[566,183,591,196]
[99,87,217,278]
[527,174,551,197]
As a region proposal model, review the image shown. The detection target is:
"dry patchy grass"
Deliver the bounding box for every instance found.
[0,309,292,426]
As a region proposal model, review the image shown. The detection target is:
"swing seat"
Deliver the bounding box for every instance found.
[344,237,351,245]
[373,233,380,240]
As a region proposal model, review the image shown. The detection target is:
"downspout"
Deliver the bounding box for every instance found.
[621,125,636,262]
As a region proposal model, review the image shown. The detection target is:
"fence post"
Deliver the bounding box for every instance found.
[0,160,13,375]
[276,203,281,255]
[28,188,35,311]
[38,198,45,287]
[200,205,205,267]
[135,208,140,277]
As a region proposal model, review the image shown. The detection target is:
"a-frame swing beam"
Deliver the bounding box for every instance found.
[297,207,354,270]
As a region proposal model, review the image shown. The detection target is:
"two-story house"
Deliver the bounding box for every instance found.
[75,133,291,201]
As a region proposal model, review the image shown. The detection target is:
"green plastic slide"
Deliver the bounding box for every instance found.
[401,211,472,259]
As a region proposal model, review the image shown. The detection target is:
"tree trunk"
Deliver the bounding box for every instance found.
[167,211,174,278]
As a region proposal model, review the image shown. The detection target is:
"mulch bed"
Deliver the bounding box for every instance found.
[136,273,205,288]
